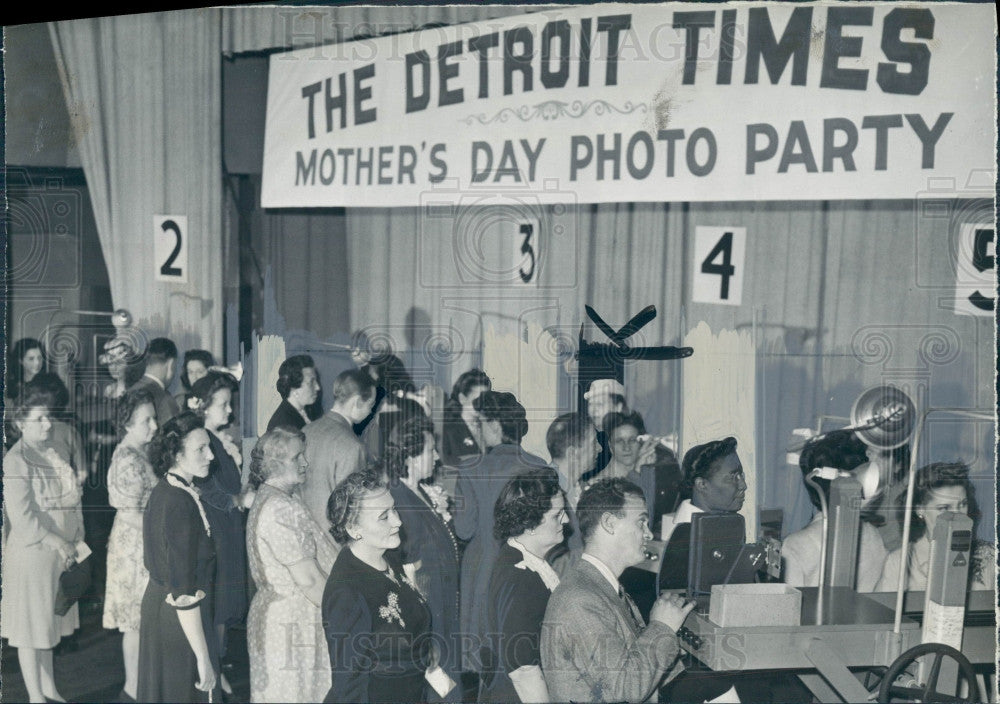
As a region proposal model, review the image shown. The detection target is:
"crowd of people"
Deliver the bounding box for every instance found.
[2,334,993,703]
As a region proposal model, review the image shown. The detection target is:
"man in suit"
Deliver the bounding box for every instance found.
[128,337,180,425]
[266,354,320,431]
[541,478,693,703]
[301,368,376,547]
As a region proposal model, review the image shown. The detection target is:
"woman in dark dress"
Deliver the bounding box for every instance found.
[322,470,448,703]
[440,368,491,466]
[453,391,549,666]
[138,412,221,703]
[481,468,567,703]
[383,414,462,691]
[187,371,251,692]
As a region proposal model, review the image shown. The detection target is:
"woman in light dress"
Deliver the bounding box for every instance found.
[245,427,337,702]
[1,389,84,703]
[102,390,159,702]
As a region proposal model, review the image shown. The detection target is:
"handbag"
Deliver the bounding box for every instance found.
[54,556,92,616]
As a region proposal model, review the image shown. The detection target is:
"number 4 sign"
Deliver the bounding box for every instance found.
[692,227,746,306]
[154,215,188,284]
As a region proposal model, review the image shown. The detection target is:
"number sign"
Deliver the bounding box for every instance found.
[154,215,188,284]
[693,227,746,306]
[513,217,539,286]
[954,223,994,317]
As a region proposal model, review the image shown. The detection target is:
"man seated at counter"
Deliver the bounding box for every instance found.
[782,430,887,592]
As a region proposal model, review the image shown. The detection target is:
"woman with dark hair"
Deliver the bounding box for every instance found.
[7,337,46,401]
[601,411,682,536]
[350,333,415,436]
[383,414,461,688]
[103,390,158,702]
[363,395,429,463]
[174,349,215,409]
[441,368,491,466]
[187,371,250,687]
[658,436,751,704]
[453,390,548,668]
[322,470,444,703]
[875,462,994,592]
[245,427,336,702]
[1,390,84,703]
[480,468,567,703]
[267,354,320,432]
[137,412,220,702]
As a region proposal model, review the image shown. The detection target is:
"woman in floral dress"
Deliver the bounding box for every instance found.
[103,390,159,702]
[245,427,337,703]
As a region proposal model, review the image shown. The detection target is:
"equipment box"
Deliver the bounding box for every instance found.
[709,584,802,627]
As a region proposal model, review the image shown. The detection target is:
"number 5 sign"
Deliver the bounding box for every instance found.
[692,227,746,306]
[954,223,994,317]
[153,215,188,284]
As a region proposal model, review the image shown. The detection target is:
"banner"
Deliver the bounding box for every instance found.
[262,3,996,207]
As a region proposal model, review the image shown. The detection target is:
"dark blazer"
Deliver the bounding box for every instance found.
[389,481,461,681]
[453,443,549,656]
[129,375,180,426]
[266,398,307,432]
[541,559,682,703]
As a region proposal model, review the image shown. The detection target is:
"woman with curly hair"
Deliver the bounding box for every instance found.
[187,371,250,689]
[453,390,549,667]
[174,349,215,410]
[103,390,158,702]
[322,470,444,703]
[383,414,461,689]
[137,412,220,702]
[875,462,994,592]
[480,468,567,703]
[245,427,336,702]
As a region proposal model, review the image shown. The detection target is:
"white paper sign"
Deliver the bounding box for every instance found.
[954,222,994,317]
[512,216,540,287]
[153,215,188,284]
[692,227,746,306]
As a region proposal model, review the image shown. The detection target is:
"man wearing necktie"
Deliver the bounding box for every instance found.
[541,478,694,703]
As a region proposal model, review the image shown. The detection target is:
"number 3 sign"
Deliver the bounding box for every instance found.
[692,227,746,306]
[153,215,188,284]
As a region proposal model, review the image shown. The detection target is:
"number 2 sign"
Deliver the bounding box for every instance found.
[154,215,188,284]
[692,227,746,306]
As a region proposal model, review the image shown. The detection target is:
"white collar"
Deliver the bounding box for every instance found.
[143,372,165,390]
[674,499,703,526]
[508,538,560,591]
[581,553,620,592]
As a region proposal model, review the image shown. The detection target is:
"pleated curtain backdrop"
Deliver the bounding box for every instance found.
[49,12,223,354]
[343,199,994,538]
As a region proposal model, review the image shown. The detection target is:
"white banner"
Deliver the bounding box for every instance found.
[262,2,996,207]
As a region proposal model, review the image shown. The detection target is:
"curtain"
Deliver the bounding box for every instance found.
[345,198,995,539]
[221,5,558,55]
[48,12,223,354]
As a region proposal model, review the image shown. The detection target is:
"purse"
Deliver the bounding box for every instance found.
[54,556,92,616]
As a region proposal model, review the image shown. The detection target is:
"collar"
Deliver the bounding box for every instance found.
[581,553,620,592]
[166,471,192,487]
[508,538,560,591]
[143,372,165,390]
[674,499,703,526]
[326,410,352,427]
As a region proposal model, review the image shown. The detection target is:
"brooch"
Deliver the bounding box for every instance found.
[379,591,405,627]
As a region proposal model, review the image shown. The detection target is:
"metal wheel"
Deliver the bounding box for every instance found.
[877,643,979,703]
